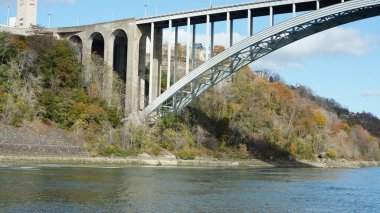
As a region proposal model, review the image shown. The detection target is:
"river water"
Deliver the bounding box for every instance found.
[0,165,379,212]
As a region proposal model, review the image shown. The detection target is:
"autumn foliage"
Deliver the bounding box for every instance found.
[1,32,379,160]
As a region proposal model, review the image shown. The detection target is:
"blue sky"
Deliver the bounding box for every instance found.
[1,0,380,117]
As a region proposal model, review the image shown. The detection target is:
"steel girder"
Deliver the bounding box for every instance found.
[140,0,380,121]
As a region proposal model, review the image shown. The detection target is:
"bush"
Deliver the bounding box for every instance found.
[158,113,178,130]
[326,148,336,159]
[238,143,249,159]
[148,145,162,156]
[289,143,297,157]
[99,144,140,157]
[161,129,177,151]
[176,149,197,160]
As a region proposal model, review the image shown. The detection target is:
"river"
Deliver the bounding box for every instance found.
[0,165,379,212]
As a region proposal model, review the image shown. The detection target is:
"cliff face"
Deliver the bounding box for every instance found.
[0,33,379,161]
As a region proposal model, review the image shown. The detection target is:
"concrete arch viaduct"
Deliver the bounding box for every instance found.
[52,0,380,121]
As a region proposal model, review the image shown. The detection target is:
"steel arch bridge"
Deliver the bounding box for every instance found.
[140,0,380,120]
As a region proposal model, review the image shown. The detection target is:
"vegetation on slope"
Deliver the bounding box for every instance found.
[0,33,124,152]
[1,33,379,161]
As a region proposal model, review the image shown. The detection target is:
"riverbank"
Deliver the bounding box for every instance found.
[1,122,378,169]
[1,154,379,169]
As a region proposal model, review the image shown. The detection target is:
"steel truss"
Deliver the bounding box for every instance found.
[140,0,380,121]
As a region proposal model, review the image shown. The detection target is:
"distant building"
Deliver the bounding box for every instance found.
[16,0,38,28]
[9,17,17,27]
[194,43,204,49]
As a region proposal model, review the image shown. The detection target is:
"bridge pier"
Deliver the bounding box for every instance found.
[192,23,196,71]
[82,38,92,83]
[138,33,148,110]
[210,22,214,58]
[270,6,274,27]
[206,15,210,61]
[174,26,179,84]
[186,17,191,75]
[104,33,115,105]
[248,9,253,36]
[148,25,163,103]
[167,20,173,90]
[125,24,142,114]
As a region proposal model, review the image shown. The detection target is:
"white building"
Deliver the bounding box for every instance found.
[9,17,17,27]
[16,0,38,28]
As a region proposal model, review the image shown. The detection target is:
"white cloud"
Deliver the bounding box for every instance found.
[363,90,380,97]
[252,27,378,70]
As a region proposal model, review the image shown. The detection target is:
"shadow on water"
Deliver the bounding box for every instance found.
[186,107,315,168]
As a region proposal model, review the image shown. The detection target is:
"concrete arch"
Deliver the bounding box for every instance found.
[111,29,128,82]
[140,0,380,119]
[90,32,105,58]
[68,35,83,62]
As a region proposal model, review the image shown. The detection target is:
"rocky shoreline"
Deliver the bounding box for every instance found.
[1,122,379,169]
[0,154,379,169]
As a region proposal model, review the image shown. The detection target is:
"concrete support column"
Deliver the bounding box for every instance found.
[270,6,274,27]
[192,24,196,71]
[227,12,233,48]
[125,26,142,113]
[186,17,191,75]
[138,34,147,110]
[316,0,320,9]
[82,41,92,83]
[248,9,253,36]
[152,28,163,99]
[104,36,113,68]
[230,19,234,47]
[149,22,155,103]
[173,26,179,109]
[167,20,172,90]
[210,22,214,58]
[174,27,178,84]
[206,14,210,61]
[293,3,296,18]
[104,34,114,105]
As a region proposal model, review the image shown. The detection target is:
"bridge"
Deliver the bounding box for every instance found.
[52,0,380,121]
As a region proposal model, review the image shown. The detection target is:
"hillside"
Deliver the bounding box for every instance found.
[0,32,379,162]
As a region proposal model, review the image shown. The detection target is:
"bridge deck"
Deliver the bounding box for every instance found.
[136,0,345,27]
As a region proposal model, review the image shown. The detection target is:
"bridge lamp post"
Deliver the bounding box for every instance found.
[7,6,10,26]
[48,13,52,28]
[144,5,147,17]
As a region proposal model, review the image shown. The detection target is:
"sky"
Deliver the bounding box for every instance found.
[1,0,380,117]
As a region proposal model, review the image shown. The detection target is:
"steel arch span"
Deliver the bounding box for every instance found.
[140,0,380,120]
